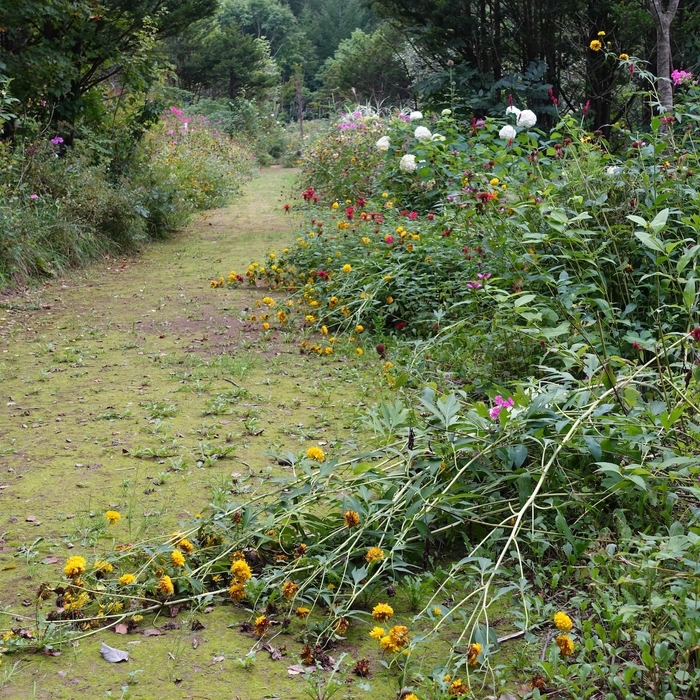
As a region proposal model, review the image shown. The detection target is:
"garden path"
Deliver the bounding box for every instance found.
[0,168,388,698]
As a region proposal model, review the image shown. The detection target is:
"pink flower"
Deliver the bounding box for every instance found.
[408,211,418,220]
[477,272,491,280]
[30,194,39,200]
[467,281,482,290]
[50,136,63,145]
[385,236,394,244]
[489,395,515,420]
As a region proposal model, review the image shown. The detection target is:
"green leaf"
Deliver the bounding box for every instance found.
[650,208,669,234]
[684,278,696,311]
[634,230,665,253]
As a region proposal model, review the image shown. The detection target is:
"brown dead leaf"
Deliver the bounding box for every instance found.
[114,623,129,635]
[143,628,165,637]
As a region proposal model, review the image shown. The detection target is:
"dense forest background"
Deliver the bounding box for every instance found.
[3,0,700,144]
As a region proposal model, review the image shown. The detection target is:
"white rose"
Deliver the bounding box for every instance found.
[376,136,390,151]
[499,125,517,141]
[409,111,423,121]
[399,154,417,173]
[505,106,521,118]
[414,126,432,142]
[517,109,537,128]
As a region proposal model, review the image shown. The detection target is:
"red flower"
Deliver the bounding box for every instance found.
[408,211,418,220]
[690,327,700,341]
[427,213,434,220]
[395,321,407,330]
[283,204,290,212]
[357,198,366,207]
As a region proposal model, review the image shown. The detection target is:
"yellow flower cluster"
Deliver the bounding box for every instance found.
[105,510,121,525]
[467,642,482,666]
[229,558,252,602]
[157,575,174,596]
[554,611,573,632]
[119,573,136,586]
[556,634,575,656]
[170,550,185,567]
[93,560,113,575]
[365,546,384,563]
[64,556,87,579]
[372,602,394,622]
[306,446,326,462]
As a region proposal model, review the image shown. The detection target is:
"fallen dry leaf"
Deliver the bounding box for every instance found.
[114,623,129,635]
[100,642,129,663]
[143,628,164,637]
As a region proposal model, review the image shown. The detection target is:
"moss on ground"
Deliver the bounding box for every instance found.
[0,169,415,699]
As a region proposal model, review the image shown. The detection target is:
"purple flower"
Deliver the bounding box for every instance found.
[50,136,64,145]
[672,69,693,86]
[30,193,39,199]
[477,272,491,280]
[467,281,482,290]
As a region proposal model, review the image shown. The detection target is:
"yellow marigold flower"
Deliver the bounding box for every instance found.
[380,634,400,653]
[158,575,174,596]
[105,510,121,525]
[384,275,392,281]
[170,550,185,567]
[619,53,629,60]
[381,192,388,198]
[556,634,575,656]
[262,322,270,330]
[448,679,468,696]
[369,626,386,640]
[388,625,409,647]
[372,602,394,622]
[305,315,315,323]
[210,280,218,288]
[229,582,247,602]
[383,361,393,370]
[489,177,499,186]
[404,695,419,700]
[295,606,311,619]
[277,310,287,323]
[343,510,360,527]
[332,202,339,209]
[361,236,370,244]
[93,560,113,574]
[306,446,326,462]
[356,348,363,356]
[366,547,385,563]
[64,556,86,578]
[321,325,328,335]
[467,642,482,666]
[119,573,136,586]
[597,30,606,36]
[262,296,275,307]
[432,606,442,616]
[325,347,332,355]
[178,538,195,554]
[231,559,252,583]
[254,615,270,636]
[386,296,393,304]
[554,611,573,632]
[355,324,364,333]
[590,39,602,51]
[342,264,352,273]
[282,581,299,600]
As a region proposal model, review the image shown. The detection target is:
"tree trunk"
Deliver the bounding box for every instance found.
[647,0,680,113]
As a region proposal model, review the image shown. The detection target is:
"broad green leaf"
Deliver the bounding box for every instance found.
[634,230,665,253]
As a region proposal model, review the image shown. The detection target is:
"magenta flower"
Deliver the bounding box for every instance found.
[467,281,482,289]
[50,136,63,145]
[385,236,394,244]
[489,395,515,420]
[477,272,491,280]
[30,193,39,199]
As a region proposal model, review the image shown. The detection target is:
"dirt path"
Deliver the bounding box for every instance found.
[0,168,391,698]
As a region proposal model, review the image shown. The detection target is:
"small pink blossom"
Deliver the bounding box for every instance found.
[30,193,39,199]
[489,395,515,420]
[467,281,482,289]
[385,235,394,244]
[477,272,491,280]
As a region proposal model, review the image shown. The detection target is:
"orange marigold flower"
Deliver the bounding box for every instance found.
[254,615,270,636]
[282,581,299,600]
[448,679,469,695]
[335,617,349,634]
[556,634,575,656]
[178,538,195,554]
[365,547,385,563]
[229,582,246,602]
[295,606,311,619]
[343,510,360,527]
